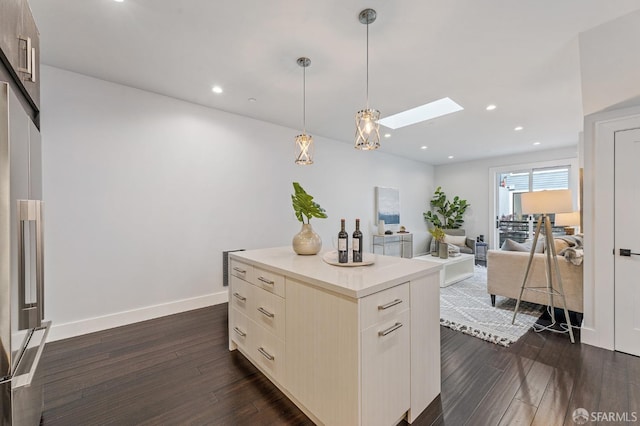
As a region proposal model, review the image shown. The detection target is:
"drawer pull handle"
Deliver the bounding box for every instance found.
[378,299,402,310]
[258,347,275,361]
[258,276,275,285]
[378,322,403,337]
[233,327,246,337]
[233,292,246,302]
[257,307,275,318]
[233,267,246,274]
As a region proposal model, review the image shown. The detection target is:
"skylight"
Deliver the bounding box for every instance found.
[377,97,463,130]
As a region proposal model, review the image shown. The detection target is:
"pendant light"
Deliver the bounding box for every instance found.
[295,57,313,165]
[355,8,381,150]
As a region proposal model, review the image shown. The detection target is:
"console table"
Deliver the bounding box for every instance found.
[372,233,413,258]
[228,247,441,425]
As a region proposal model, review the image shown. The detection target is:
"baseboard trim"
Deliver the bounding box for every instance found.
[47,291,229,342]
[580,325,614,351]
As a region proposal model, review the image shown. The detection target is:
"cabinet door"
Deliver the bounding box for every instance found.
[19,0,39,109]
[361,309,410,426]
[0,0,23,72]
[0,0,39,110]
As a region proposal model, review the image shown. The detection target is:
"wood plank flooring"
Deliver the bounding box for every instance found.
[40,304,640,425]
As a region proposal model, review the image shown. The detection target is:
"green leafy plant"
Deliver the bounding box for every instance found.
[291,182,328,224]
[423,186,470,229]
[429,227,446,243]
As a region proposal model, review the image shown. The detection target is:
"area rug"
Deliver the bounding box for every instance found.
[440,266,544,347]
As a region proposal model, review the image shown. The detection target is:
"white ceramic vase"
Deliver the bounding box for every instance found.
[292,223,322,255]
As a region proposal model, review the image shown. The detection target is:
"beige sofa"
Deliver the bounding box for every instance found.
[487,249,583,313]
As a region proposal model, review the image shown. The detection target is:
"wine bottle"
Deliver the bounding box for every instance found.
[338,219,349,263]
[352,218,363,262]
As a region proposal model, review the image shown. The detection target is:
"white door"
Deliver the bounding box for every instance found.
[614,128,640,356]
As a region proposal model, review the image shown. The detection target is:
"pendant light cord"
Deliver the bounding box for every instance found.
[303,63,306,133]
[366,20,370,108]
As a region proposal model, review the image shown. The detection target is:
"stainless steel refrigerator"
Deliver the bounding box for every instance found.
[0,82,50,425]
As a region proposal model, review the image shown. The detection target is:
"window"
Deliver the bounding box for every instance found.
[498,165,570,220]
[496,165,571,246]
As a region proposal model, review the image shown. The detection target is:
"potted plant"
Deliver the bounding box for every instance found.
[423,186,470,229]
[429,227,447,258]
[291,182,327,255]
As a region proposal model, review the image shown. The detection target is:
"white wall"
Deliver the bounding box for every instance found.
[433,146,579,247]
[40,66,434,340]
[579,9,640,116]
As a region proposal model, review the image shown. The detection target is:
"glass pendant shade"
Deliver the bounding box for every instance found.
[295,133,314,165]
[355,108,381,150]
[355,9,380,151]
[295,57,313,165]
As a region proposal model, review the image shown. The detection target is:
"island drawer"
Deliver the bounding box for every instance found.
[253,267,285,298]
[230,259,254,283]
[251,323,285,383]
[252,287,286,341]
[230,276,254,316]
[229,308,252,353]
[360,282,410,330]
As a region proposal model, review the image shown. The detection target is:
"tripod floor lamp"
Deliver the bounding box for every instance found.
[512,189,575,343]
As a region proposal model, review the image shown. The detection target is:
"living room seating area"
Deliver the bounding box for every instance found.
[486,236,584,313]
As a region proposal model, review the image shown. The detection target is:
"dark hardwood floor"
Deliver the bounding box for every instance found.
[40,304,640,425]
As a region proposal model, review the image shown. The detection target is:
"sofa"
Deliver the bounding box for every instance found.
[486,245,583,313]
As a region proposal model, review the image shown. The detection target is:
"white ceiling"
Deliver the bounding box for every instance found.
[29,0,640,165]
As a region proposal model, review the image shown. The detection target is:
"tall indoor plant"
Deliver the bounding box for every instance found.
[291,182,327,255]
[423,186,470,229]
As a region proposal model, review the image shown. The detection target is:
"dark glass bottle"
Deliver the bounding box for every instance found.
[338,219,349,263]
[352,218,363,262]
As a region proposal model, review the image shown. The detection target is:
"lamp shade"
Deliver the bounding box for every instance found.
[555,211,580,226]
[521,189,573,214]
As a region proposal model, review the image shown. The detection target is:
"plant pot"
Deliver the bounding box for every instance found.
[439,242,449,259]
[292,223,322,255]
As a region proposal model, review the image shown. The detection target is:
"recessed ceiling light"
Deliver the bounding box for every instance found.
[421,146,428,150]
[113,0,124,3]
[212,86,223,94]
[486,104,497,111]
[448,155,454,159]
[514,126,523,131]
[248,97,257,102]
[533,141,541,146]
[377,97,464,130]
[384,133,391,138]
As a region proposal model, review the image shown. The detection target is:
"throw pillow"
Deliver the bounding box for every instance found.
[554,238,570,253]
[501,238,544,253]
[443,234,467,247]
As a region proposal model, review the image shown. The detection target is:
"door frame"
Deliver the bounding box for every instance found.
[583,105,640,350]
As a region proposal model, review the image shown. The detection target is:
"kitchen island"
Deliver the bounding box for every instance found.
[228,246,442,425]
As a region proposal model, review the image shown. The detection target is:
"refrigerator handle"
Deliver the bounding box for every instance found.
[11,321,50,389]
[17,200,44,329]
[35,200,44,325]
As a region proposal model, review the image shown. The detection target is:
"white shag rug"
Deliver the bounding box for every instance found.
[440,266,543,347]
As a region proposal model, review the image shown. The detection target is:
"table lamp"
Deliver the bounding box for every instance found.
[555,211,581,235]
[512,189,575,343]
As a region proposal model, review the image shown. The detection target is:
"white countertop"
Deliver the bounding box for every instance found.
[230,246,442,298]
